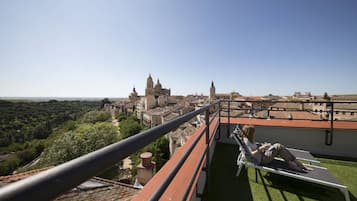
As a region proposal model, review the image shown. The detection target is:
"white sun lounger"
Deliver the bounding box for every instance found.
[231,125,350,201]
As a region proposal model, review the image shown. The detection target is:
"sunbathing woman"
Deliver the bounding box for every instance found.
[241,125,311,172]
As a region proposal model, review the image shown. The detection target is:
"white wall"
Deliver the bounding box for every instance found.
[218,123,357,158]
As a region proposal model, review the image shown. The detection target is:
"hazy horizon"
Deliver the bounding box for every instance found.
[1,92,356,101]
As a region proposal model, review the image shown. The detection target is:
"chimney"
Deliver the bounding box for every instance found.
[300,103,305,111]
[136,152,156,185]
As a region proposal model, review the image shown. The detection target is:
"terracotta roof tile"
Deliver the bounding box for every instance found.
[221,117,357,129]
[0,167,139,200]
[55,177,138,201]
[256,110,321,120]
[0,167,52,185]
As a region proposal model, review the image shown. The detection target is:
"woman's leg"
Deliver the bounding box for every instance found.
[261,143,305,171]
[274,143,296,162]
[261,143,284,164]
[273,143,311,171]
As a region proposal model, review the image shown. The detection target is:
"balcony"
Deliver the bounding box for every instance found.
[0,100,356,201]
[207,141,357,201]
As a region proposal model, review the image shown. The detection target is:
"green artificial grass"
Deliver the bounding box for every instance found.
[319,157,357,199]
[205,142,357,201]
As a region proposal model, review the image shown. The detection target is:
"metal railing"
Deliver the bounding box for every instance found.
[220,100,357,146]
[0,99,355,201]
[149,109,218,201]
[0,101,220,201]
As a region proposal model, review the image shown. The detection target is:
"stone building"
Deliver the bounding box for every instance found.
[210,81,242,101]
[144,74,171,110]
[292,91,313,101]
[313,102,357,121]
[129,87,139,103]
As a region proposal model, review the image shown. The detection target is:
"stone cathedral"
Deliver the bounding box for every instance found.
[144,74,171,110]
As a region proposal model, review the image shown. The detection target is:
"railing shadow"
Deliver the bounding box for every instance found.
[257,170,273,201]
[204,143,253,201]
[263,173,356,201]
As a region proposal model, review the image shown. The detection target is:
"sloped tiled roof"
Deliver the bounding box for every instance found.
[163,112,180,122]
[55,177,138,201]
[0,167,139,200]
[270,102,313,110]
[332,95,357,101]
[256,110,321,120]
[334,103,357,110]
[0,167,52,186]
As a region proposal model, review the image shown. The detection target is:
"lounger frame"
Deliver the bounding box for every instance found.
[232,126,350,201]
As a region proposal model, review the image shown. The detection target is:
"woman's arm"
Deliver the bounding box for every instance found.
[251,144,269,156]
[251,146,263,156]
[244,137,268,156]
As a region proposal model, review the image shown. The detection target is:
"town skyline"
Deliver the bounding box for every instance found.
[1,1,357,98]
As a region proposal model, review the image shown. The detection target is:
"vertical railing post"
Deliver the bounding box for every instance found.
[218,101,221,138]
[330,101,334,145]
[325,101,334,146]
[227,100,231,138]
[205,108,210,196]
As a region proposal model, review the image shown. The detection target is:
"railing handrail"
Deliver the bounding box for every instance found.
[219,99,357,122]
[220,99,357,147]
[0,101,219,201]
[219,99,357,104]
[1,99,355,201]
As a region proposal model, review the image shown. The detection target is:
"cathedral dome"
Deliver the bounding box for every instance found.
[155,79,162,90]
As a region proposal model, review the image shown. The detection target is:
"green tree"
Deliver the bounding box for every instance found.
[323,92,331,100]
[101,98,111,108]
[116,113,127,122]
[0,156,21,175]
[0,131,11,146]
[39,122,118,166]
[0,100,101,147]
[16,148,36,164]
[81,111,111,124]
[119,117,142,139]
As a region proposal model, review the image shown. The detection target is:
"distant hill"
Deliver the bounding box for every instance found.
[0,97,127,102]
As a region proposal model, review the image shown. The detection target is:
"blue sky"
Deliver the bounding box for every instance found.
[0,0,356,97]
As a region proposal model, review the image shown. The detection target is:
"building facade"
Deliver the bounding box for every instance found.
[144,74,171,110]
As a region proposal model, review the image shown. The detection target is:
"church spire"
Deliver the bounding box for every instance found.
[210,81,216,101]
[146,74,154,96]
[133,85,136,93]
[146,74,153,89]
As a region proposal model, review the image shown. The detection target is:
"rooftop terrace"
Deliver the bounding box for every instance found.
[0,100,356,201]
[207,142,357,201]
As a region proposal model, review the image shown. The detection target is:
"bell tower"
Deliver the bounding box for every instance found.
[210,81,216,101]
[145,74,154,96]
